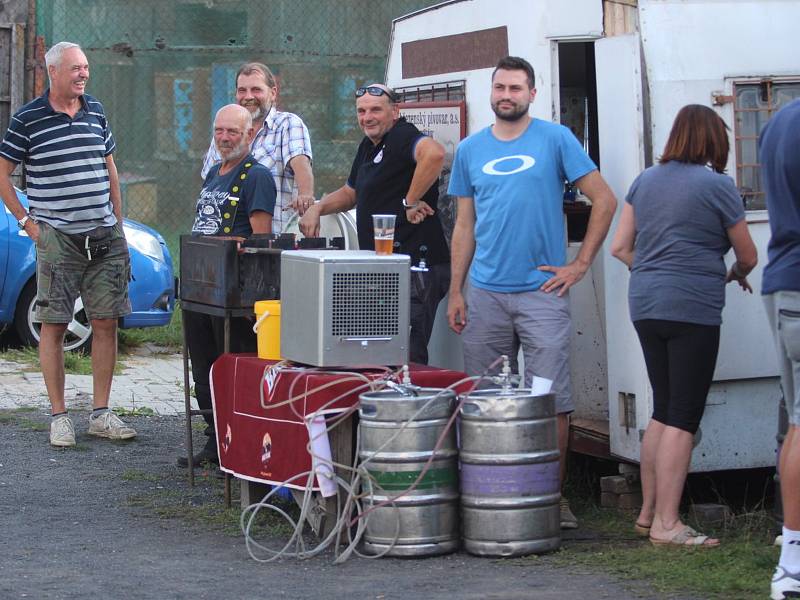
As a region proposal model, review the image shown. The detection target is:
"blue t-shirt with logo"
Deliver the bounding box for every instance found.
[448,119,596,292]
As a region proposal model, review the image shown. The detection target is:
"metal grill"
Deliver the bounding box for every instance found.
[331,272,400,337]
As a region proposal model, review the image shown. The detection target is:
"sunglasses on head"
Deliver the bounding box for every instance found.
[355,86,397,101]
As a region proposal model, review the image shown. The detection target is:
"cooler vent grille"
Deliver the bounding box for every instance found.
[331,272,400,336]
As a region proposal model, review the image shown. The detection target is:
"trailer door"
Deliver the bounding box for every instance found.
[594,33,649,463]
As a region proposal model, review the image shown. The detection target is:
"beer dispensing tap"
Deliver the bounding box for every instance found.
[411,245,429,272]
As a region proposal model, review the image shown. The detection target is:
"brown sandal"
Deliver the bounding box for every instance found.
[634,522,651,537]
[650,525,720,547]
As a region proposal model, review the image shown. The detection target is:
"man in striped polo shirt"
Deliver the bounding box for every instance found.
[0,41,137,447]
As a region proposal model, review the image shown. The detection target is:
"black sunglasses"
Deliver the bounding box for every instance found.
[355,86,397,102]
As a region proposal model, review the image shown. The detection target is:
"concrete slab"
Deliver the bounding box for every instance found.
[0,349,196,416]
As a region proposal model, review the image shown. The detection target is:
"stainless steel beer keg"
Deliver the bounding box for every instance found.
[459,389,561,556]
[359,386,459,557]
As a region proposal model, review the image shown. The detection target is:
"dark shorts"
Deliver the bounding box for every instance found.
[35,221,132,323]
[633,319,720,434]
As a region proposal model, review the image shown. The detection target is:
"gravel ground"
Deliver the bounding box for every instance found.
[1,410,687,600]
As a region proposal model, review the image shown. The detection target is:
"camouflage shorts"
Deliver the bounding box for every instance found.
[35,221,132,323]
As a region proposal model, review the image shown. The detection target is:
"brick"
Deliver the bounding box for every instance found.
[616,491,643,510]
[690,503,731,526]
[600,475,640,495]
[600,491,618,508]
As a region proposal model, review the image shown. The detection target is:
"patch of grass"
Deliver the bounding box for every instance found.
[0,347,41,371]
[121,469,161,482]
[113,406,156,417]
[16,417,48,432]
[552,506,777,599]
[125,473,298,540]
[0,412,16,424]
[0,346,123,374]
[552,456,778,600]
[62,351,97,375]
[118,306,182,353]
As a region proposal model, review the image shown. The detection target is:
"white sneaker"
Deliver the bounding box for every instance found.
[50,415,76,447]
[772,566,800,599]
[87,411,137,440]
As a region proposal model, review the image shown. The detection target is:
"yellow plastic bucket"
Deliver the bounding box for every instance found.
[253,300,281,360]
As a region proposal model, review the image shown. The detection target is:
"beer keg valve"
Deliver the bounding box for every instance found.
[499,354,514,393]
[384,379,419,397]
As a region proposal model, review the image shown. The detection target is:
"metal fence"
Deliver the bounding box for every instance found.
[34,0,434,238]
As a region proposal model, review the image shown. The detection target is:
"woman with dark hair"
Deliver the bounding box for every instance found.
[610,104,757,547]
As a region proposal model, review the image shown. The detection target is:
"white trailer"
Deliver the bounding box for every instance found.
[386,0,799,471]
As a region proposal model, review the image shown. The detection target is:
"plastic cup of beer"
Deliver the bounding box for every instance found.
[372,214,396,255]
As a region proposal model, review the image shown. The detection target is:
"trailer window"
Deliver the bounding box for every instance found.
[734,80,800,210]
[394,81,465,103]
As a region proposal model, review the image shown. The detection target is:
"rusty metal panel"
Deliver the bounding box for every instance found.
[0,23,25,186]
[0,24,25,132]
[401,26,508,79]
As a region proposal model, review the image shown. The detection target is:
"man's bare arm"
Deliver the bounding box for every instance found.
[106,154,123,223]
[447,196,477,334]
[298,184,357,238]
[539,170,617,295]
[0,157,40,241]
[405,137,445,225]
[288,154,315,216]
[249,210,272,235]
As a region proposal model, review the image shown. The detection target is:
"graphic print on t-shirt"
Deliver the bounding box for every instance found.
[193,188,229,235]
[481,154,536,176]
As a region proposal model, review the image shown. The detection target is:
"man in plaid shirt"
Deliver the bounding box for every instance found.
[201,62,314,234]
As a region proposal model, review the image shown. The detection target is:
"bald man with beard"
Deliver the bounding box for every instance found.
[178,104,277,468]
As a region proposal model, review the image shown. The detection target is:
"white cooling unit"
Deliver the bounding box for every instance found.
[280,250,410,367]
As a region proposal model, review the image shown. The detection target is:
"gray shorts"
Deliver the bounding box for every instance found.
[764,291,800,425]
[35,221,131,323]
[462,286,573,414]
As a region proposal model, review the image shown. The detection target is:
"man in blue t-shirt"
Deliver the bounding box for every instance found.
[179,104,276,469]
[761,99,800,600]
[447,56,617,529]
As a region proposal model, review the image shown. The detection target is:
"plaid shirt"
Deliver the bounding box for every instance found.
[201,107,312,234]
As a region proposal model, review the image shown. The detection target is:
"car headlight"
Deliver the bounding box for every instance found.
[124,225,165,262]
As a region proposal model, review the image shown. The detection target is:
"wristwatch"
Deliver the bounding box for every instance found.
[402,198,419,209]
[17,214,30,229]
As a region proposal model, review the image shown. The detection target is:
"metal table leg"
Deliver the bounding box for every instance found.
[223,312,231,508]
[182,307,195,487]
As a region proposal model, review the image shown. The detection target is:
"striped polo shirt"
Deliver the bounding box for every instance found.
[0,90,117,233]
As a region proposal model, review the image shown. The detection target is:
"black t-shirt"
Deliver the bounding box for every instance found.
[347,118,449,265]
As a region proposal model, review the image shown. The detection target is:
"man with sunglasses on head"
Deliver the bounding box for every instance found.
[299,83,450,365]
[201,62,313,234]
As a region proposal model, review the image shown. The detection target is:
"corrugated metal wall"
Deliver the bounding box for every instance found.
[34,0,434,234]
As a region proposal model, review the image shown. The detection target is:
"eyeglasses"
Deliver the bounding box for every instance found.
[355,86,397,102]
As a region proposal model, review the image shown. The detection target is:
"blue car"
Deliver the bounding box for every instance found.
[0,187,175,352]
